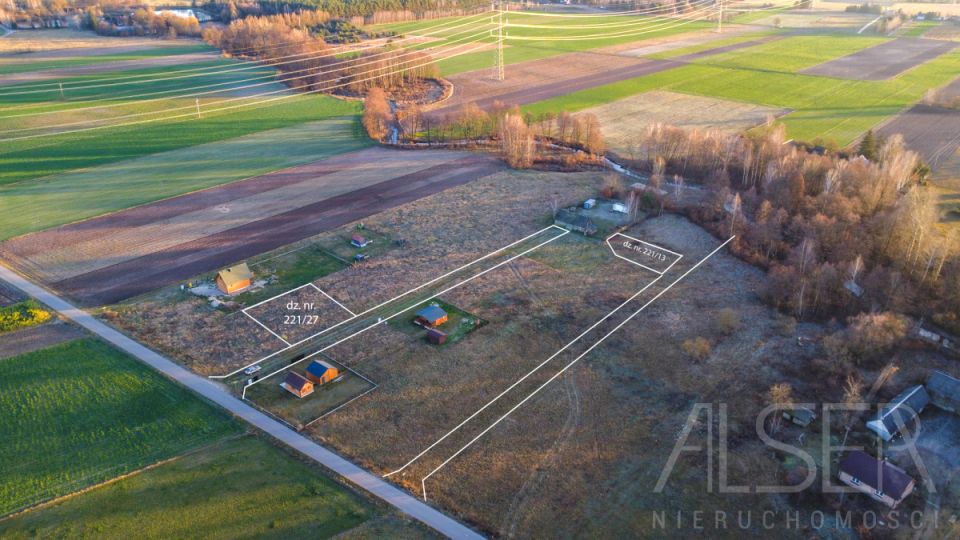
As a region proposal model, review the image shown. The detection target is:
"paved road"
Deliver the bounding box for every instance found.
[0,263,483,540]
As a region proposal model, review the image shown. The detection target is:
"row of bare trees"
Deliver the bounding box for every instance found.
[204,13,438,95]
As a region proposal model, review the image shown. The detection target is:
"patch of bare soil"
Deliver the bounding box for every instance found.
[0,52,220,87]
[0,321,84,359]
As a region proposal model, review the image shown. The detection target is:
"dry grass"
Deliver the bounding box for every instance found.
[585,90,787,156]
[0,29,177,54]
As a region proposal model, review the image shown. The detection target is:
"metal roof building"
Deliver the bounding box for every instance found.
[866,385,930,442]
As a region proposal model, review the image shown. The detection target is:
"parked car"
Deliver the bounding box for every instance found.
[243,365,262,376]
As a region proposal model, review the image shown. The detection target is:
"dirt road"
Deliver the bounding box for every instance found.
[0,263,484,540]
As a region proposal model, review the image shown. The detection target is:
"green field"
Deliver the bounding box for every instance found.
[524,35,960,145]
[0,44,213,75]
[368,12,715,75]
[0,435,382,539]
[0,338,241,516]
[0,116,367,240]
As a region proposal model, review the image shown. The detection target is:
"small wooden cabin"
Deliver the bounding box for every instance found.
[415,305,448,328]
[215,263,253,294]
[280,371,314,399]
[305,360,339,386]
[427,328,447,345]
[351,235,369,248]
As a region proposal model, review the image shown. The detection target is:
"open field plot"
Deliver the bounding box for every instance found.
[412,215,809,537]
[367,12,714,76]
[585,90,788,155]
[0,117,365,240]
[878,104,960,170]
[601,26,767,58]
[746,9,878,31]
[0,29,196,54]
[924,22,960,41]
[801,37,957,80]
[105,168,603,375]
[0,338,240,516]
[0,320,83,360]
[0,44,214,77]
[0,148,500,306]
[690,34,888,73]
[0,434,405,539]
[523,38,960,145]
[0,74,358,186]
[244,283,355,345]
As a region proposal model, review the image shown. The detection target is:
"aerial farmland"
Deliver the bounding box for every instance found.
[1,1,959,538]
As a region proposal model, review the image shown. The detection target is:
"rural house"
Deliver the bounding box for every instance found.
[305,360,339,386]
[415,305,448,327]
[427,328,447,345]
[866,385,930,442]
[215,263,253,294]
[782,406,817,427]
[927,371,960,413]
[838,451,915,509]
[280,371,314,399]
[554,208,598,236]
[351,235,369,248]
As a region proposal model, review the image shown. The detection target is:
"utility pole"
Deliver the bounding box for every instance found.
[58,82,65,100]
[494,3,505,81]
[717,0,723,33]
[195,97,201,119]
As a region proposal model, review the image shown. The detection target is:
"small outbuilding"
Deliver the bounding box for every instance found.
[351,235,369,248]
[280,371,314,399]
[426,328,447,345]
[782,406,817,427]
[838,451,915,509]
[305,360,339,386]
[866,385,930,442]
[415,305,448,327]
[215,263,253,295]
[927,371,960,414]
[554,208,598,236]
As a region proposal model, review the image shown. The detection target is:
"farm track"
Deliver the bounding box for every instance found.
[427,36,783,120]
[42,154,502,306]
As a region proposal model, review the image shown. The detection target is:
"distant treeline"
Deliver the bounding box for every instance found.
[201,0,488,23]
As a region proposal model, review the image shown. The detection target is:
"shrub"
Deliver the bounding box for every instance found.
[0,300,52,333]
[716,308,742,336]
[682,337,712,361]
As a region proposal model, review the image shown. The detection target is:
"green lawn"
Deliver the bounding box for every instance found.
[0,338,241,516]
[367,13,715,75]
[0,435,379,539]
[0,115,368,240]
[0,44,213,75]
[524,36,960,146]
[900,20,939,38]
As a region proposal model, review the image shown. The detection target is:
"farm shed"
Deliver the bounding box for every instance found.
[305,360,339,386]
[215,263,253,295]
[838,451,915,509]
[427,328,447,345]
[280,372,314,399]
[782,406,817,427]
[351,235,369,248]
[866,385,930,442]
[554,208,598,236]
[927,371,960,413]
[415,305,448,327]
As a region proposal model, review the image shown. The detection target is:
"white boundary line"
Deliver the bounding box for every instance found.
[419,235,735,501]
[383,232,682,479]
[606,233,681,275]
[242,311,291,346]
[311,283,357,317]
[240,228,570,399]
[211,225,567,380]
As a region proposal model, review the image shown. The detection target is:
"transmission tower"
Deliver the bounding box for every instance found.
[717,0,723,33]
[494,4,505,81]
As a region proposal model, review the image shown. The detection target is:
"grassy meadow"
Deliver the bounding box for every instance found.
[0,435,383,539]
[0,338,241,516]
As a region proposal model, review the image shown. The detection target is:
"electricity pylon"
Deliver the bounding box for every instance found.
[494,4,505,81]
